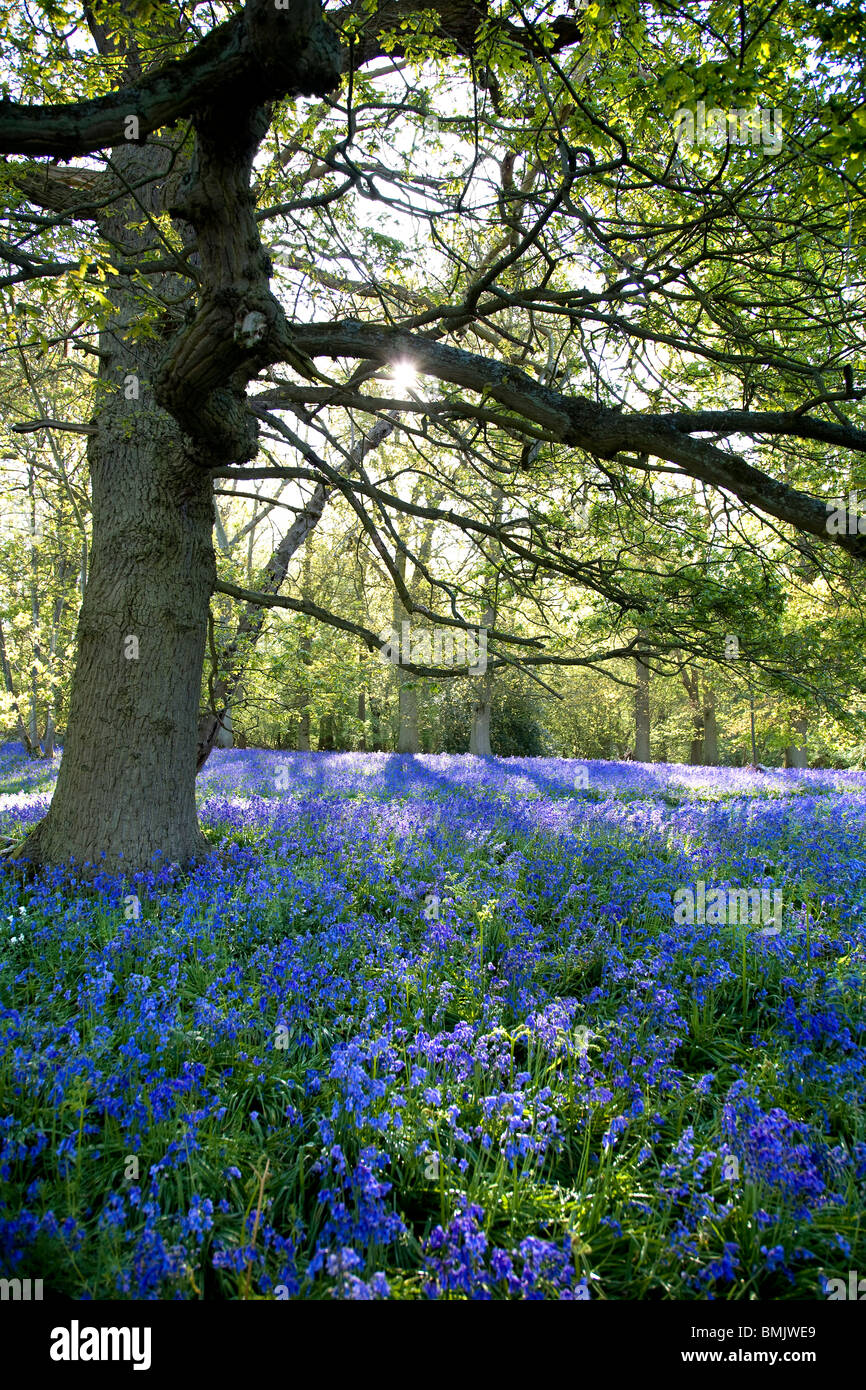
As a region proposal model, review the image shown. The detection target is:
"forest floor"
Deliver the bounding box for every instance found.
[1,744,864,1299]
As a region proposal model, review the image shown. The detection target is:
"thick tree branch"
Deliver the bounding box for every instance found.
[0,2,340,158]
[8,164,110,220]
[11,418,96,436]
[288,320,866,559]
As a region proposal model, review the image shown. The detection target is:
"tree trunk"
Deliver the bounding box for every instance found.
[390,497,442,757]
[297,708,311,752]
[369,695,384,751]
[2,3,345,869]
[469,670,493,755]
[7,138,216,872]
[702,677,719,765]
[396,685,419,753]
[9,386,215,870]
[214,705,234,748]
[634,643,651,762]
[318,711,336,750]
[43,560,69,763]
[0,617,33,753]
[785,715,808,768]
[28,466,41,753]
[681,665,704,764]
[392,543,418,753]
[294,552,313,751]
[469,694,492,755]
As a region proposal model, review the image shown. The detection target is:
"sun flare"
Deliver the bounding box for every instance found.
[389,359,418,394]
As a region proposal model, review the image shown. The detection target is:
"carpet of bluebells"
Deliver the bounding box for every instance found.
[1,742,866,1300]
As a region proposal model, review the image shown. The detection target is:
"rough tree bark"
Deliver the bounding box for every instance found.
[7,136,216,868]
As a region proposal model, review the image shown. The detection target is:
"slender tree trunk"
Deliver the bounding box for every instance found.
[199,490,262,748]
[318,711,336,750]
[702,677,719,765]
[785,714,808,768]
[296,708,310,751]
[469,611,495,756]
[392,544,419,754]
[468,505,498,758]
[294,549,313,751]
[214,705,234,748]
[634,641,651,762]
[469,674,493,755]
[681,665,704,764]
[369,694,384,751]
[390,496,442,755]
[28,468,41,754]
[396,684,419,753]
[0,617,33,753]
[356,565,368,748]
